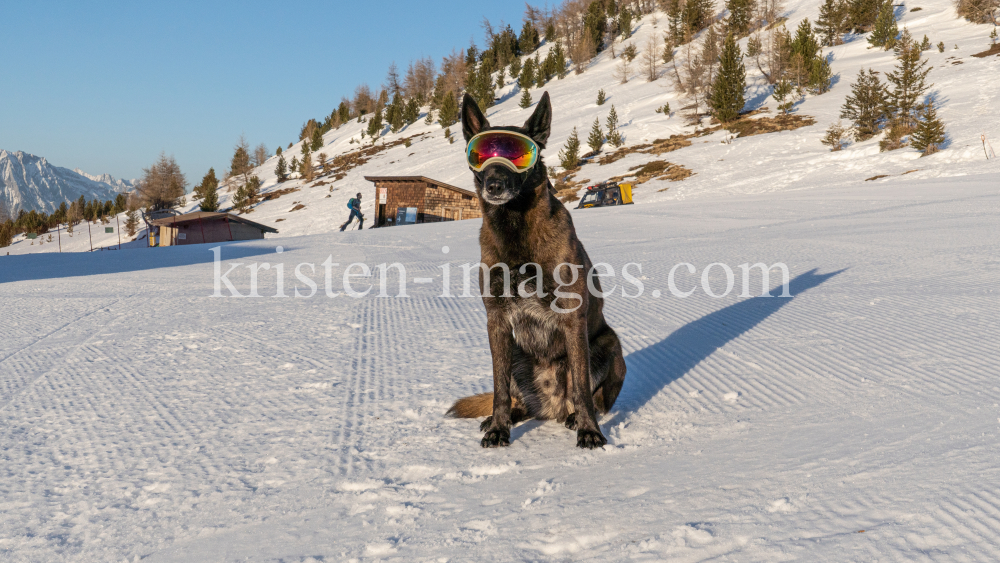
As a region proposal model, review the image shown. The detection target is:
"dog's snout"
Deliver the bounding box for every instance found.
[485,177,506,196]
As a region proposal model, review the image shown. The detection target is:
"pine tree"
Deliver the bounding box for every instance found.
[711,33,747,123]
[810,55,833,94]
[200,182,219,212]
[534,52,545,88]
[300,151,314,181]
[727,0,754,36]
[231,183,250,213]
[821,120,850,150]
[817,0,847,46]
[519,88,533,108]
[194,168,218,201]
[387,93,405,133]
[848,0,880,32]
[559,127,581,169]
[403,97,420,125]
[840,67,888,140]
[438,91,459,128]
[773,77,796,113]
[885,28,932,128]
[597,89,607,105]
[606,105,624,147]
[869,0,898,49]
[519,57,536,89]
[911,100,944,155]
[310,126,323,151]
[920,34,931,50]
[519,20,540,53]
[424,108,435,125]
[509,56,522,80]
[274,155,288,183]
[124,208,139,237]
[367,105,383,138]
[290,156,298,175]
[619,8,634,38]
[276,146,282,156]
[554,41,568,79]
[587,117,605,153]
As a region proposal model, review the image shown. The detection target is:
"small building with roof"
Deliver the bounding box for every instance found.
[148,211,278,246]
[363,176,481,227]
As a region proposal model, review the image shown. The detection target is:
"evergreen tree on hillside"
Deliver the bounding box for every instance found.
[597,89,606,105]
[727,0,754,36]
[519,57,536,89]
[124,207,139,237]
[885,28,932,127]
[519,88,533,108]
[606,105,624,147]
[509,56,522,80]
[559,127,581,169]
[618,8,634,38]
[848,0,880,32]
[773,77,796,113]
[817,0,848,45]
[387,93,405,133]
[195,168,219,201]
[200,181,219,212]
[911,99,945,155]
[310,126,323,152]
[403,97,420,125]
[366,105,383,138]
[275,155,288,182]
[553,41,568,78]
[438,91,459,128]
[519,21,540,53]
[840,68,888,140]
[584,1,608,51]
[869,0,898,49]
[587,117,605,153]
[711,33,747,123]
[534,52,546,88]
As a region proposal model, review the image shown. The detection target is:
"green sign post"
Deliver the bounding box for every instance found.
[105,227,114,233]
[26,233,37,239]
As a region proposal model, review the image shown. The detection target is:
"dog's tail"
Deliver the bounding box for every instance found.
[447,392,494,418]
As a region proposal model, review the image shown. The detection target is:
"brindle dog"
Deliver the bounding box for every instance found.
[447,92,627,449]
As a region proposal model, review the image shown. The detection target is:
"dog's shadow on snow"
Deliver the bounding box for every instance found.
[608,268,844,424]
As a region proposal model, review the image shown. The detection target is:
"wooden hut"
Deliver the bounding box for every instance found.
[149,212,278,246]
[363,176,482,228]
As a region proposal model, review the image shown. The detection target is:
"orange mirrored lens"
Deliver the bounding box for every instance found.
[467,133,537,170]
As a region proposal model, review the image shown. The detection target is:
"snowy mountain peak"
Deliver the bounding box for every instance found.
[0,149,133,214]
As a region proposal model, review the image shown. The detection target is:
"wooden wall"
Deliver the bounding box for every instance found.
[373,180,481,226]
[158,219,264,246]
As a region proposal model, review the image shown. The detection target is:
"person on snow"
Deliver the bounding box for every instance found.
[341,192,364,231]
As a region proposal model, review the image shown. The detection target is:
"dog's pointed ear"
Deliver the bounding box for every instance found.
[522,91,552,148]
[461,94,489,143]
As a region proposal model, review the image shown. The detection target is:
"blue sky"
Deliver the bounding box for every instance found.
[1,1,529,184]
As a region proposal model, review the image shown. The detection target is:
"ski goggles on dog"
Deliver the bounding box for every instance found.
[466,131,539,172]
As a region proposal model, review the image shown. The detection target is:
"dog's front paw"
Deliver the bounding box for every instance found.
[564,413,578,430]
[481,428,510,448]
[479,416,493,432]
[576,428,607,449]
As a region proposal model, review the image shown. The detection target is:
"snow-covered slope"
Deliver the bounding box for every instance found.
[169,0,998,241]
[1,172,997,561]
[0,149,132,214]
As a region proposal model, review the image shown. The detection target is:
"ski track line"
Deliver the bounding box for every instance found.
[0,295,132,413]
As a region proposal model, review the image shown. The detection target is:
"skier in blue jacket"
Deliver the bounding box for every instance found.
[341,192,364,231]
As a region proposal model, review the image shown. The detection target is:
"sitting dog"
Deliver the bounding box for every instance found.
[447,92,627,449]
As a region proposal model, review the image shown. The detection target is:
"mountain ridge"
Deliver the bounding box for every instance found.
[0,149,134,214]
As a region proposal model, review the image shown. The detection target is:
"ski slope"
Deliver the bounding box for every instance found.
[2,170,999,562]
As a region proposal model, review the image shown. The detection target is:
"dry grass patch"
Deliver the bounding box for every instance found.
[260,186,300,202]
[290,204,306,212]
[552,173,590,203]
[726,114,816,138]
[865,174,889,181]
[972,44,1000,58]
